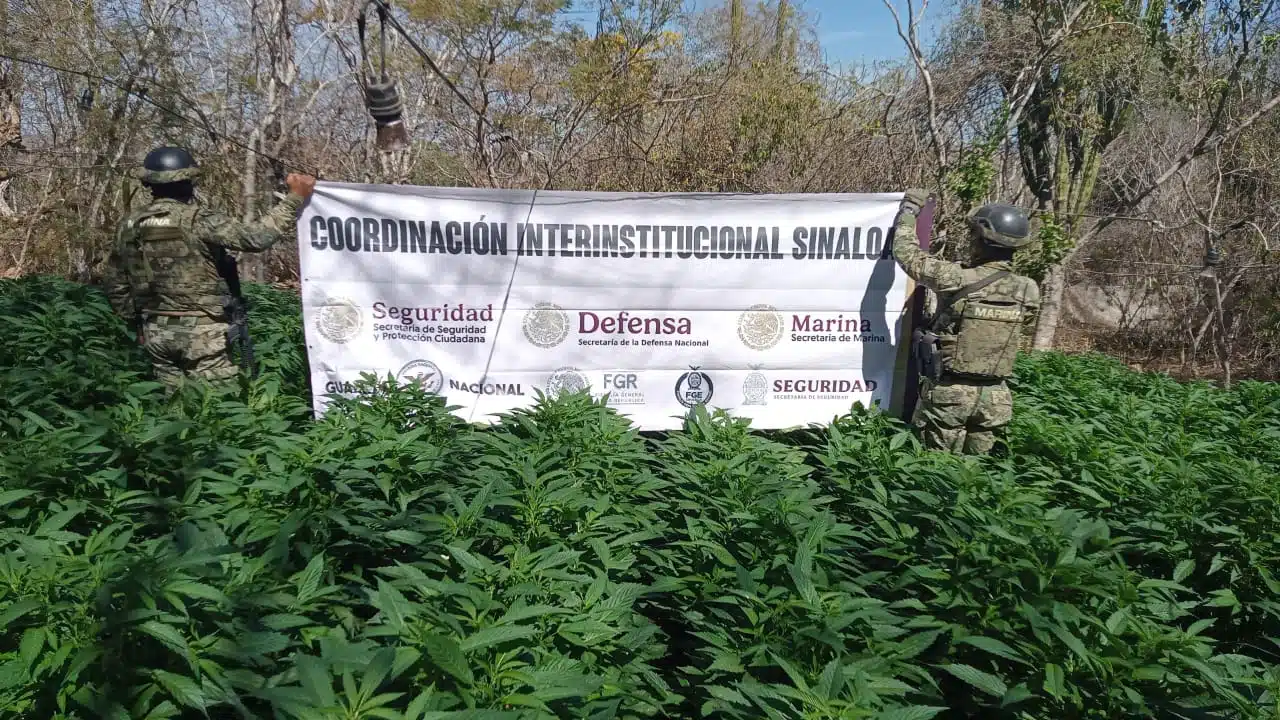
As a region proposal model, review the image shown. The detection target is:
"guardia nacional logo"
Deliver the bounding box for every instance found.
[674,367,714,408]
[546,366,591,397]
[396,359,444,394]
[314,295,363,344]
[742,365,768,405]
[522,302,571,349]
[737,303,784,351]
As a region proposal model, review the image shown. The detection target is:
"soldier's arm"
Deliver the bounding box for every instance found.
[892,208,965,293]
[197,192,305,253]
[102,231,135,320]
[1021,278,1042,348]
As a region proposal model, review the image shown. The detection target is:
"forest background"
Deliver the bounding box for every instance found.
[1,0,1278,382]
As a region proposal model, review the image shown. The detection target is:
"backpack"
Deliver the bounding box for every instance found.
[934,268,1028,379]
[117,201,208,312]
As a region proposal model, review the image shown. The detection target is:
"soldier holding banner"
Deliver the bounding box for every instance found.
[893,189,1041,455]
[105,146,316,393]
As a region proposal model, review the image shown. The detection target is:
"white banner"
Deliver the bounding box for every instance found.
[297,182,918,430]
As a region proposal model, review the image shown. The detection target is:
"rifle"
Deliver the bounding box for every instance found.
[911,326,942,384]
[215,249,257,378]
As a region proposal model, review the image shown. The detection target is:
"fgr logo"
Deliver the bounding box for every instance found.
[742,365,769,405]
[674,367,714,408]
[603,372,639,391]
[522,302,571,349]
[602,372,645,406]
[396,359,444,394]
[737,304,784,351]
[546,366,591,397]
[314,295,363,344]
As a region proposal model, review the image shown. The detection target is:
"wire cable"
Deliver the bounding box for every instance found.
[465,189,538,424]
[6,0,492,171]
[0,51,322,177]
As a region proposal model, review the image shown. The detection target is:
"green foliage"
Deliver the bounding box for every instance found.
[1015,214,1074,281]
[946,153,997,208]
[946,105,1010,208]
[1,275,1278,718]
[731,63,824,181]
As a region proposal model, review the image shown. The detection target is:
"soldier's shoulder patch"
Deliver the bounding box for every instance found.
[139,215,175,227]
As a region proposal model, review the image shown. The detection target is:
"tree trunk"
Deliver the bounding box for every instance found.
[729,0,742,69]
[240,128,267,283]
[775,0,792,64]
[0,0,21,152]
[1033,264,1067,350]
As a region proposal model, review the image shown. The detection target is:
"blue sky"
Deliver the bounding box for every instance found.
[801,0,949,65]
[565,0,953,68]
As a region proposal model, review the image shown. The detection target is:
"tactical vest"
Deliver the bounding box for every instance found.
[934,267,1029,380]
[119,201,230,316]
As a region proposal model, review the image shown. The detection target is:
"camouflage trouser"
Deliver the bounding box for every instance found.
[911,375,1013,455]
[140,315,240,393]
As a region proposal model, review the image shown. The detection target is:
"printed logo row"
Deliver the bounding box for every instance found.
[312,297,888,350]
[322,360,882,410]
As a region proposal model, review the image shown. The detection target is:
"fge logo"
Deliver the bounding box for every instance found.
[674,368,714,408]
[603,373,638,390]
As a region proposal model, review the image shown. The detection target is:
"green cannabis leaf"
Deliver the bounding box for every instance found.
[0,275,1277,718]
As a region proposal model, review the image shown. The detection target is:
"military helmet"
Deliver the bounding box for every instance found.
[967,203,1032,249]
[135,146,200,185]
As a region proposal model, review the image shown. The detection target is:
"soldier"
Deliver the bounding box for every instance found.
[104,146,316,393]
[892,188,1040,455]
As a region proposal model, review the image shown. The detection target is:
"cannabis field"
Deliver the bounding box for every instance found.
[1,276,1278,720]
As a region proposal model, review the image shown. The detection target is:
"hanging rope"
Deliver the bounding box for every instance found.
[359,0,496,122]
[358,0,409,151]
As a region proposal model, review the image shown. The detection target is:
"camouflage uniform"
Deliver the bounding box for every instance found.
[104,152,304,393]
[892,198,1040,455]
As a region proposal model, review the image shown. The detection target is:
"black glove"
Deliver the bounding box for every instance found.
[901,188,929,215]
